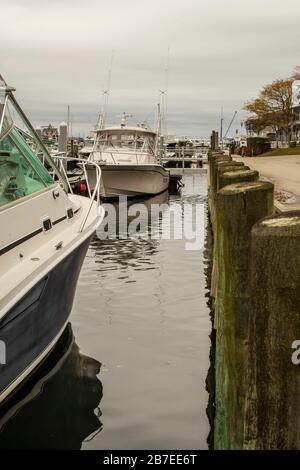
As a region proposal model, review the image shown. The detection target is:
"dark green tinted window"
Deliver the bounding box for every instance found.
[0,131,53,208]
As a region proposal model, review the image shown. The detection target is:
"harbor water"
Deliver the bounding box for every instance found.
[0,173,211,450]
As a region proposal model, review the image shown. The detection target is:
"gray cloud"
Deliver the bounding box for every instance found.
[1,0,299,137]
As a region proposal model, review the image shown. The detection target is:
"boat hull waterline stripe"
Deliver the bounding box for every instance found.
[0,209,80,257]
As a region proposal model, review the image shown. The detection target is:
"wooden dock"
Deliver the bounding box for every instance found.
[208,151,300,450]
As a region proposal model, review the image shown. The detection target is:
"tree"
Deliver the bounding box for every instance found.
[244,78,296,145]
[292,66,300,80]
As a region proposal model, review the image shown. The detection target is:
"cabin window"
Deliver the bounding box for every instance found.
[97,132,155,154]
[0,129,54,208]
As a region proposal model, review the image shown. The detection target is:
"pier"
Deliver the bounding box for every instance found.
[208,150,300,450]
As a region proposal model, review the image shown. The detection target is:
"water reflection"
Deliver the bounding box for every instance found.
[0,323,103,450]
[92,187,207,276]
[203,212,215,449]
[92,191,169,274]
[74,174,211,449]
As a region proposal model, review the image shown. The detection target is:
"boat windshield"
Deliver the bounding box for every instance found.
[96,131,156,154]
[0,96,54,209]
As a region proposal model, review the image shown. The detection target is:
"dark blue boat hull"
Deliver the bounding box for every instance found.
[0,237,91,401]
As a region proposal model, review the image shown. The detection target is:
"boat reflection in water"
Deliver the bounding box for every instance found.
[0,323,103,449]
[93,190,169,270]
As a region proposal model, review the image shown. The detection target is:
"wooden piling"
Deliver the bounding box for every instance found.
[210,167,257,303]
[208,155,233,300]
[211,161,244,195]
[214,181,274,450]
[245,211,300,450]
[218,169,259,190]
[208,154,232,219]
[209,154,231,189]
[215,162,248,192]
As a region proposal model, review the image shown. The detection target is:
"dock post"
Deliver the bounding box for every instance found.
[214,181,274,450]
[209,154,231,193]
[218,169,259,190]
[208,154,233,302]
[175,144,179,165]
[182,147,185,172]
[209,160,247,301]
[213,161,245,194]
[58,121,68,154]
[245,211,300,450]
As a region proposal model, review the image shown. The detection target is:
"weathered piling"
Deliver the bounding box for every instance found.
[216,162,249,191]
[214,181,274,450]
[211,161,245,196]
[245,212,300,450]
[208,154,233,300]
[218,169,259,190]
[210,166,257,301]
[208,153,231,187]
[208,154,231,219]
[210,161,247,299]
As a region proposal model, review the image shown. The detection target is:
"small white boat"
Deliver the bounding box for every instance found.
[78,135,95,159]
[88,114,170,198]
[0,75,103,404]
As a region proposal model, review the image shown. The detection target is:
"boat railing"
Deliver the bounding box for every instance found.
[93,147,155,156]
[50,154,102,233]
[90,150,156,163]
[161,145,209,160]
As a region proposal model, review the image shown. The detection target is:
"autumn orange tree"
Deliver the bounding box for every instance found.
[244,78,296,144]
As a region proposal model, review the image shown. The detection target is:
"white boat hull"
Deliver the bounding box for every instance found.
[88,164,170,199]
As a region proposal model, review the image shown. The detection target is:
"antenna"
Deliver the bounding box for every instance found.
[97,50,114,129]
[157,47,170,137]
[154,103,161,157]
[98,90,110,129]
[159,89,167,136]
[116,112,132,127]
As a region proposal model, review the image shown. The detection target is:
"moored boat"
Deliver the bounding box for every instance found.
[0,75,104,403]
[88,114,170,198]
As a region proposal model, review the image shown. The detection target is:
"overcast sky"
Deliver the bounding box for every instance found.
[1,0,300,137]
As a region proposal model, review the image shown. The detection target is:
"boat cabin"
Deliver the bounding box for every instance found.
[91,126,158,165]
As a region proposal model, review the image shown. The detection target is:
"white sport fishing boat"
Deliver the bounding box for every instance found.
[0,75,103,404]
[88,114,170,198]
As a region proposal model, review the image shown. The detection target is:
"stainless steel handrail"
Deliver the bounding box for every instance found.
[51,155,102,233]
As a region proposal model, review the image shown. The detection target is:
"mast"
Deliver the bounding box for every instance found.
[98,90,109,129]
[220,106,224,150]
[67,105,70,136]
[97,50,114,129]
[155,103,162,158]
[159,47,170,137]
[159,90,167,136]
[224,111,237,138]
